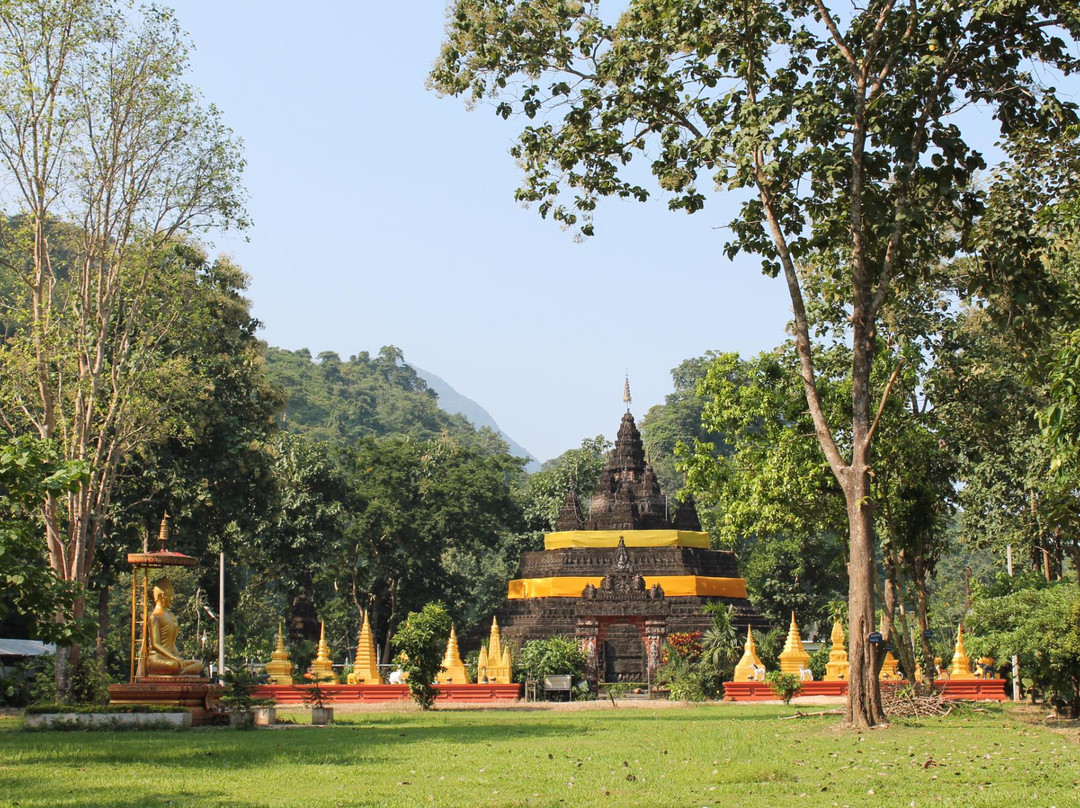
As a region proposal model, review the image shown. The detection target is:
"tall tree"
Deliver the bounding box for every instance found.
[431,0,1078,727]
[640,354,726,495]
[0,435,90,643]
[0,1,245,695]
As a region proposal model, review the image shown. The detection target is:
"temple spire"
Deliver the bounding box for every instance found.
[157,512,170,552]
[623,374,632,411]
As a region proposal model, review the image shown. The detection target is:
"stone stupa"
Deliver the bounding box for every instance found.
[498,381,768,683]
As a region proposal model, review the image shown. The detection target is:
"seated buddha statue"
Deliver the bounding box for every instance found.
[146,577,204,676]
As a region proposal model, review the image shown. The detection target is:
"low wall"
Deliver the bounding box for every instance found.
[26,711,191,729]
[723,679,1008,702]
[252,683,522,705]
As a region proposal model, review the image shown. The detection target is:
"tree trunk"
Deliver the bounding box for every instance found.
[882,553,917,683]
[96,585,110,675]
[913,561,935,683]
[844,469,885,728]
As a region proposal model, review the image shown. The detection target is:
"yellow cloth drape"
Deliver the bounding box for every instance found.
[507,576,747,599]
[543,530,710,550]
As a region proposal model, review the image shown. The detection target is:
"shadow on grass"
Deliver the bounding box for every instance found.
[0,775,264,808]
[3,716,580,771]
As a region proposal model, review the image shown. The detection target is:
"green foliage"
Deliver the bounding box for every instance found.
[640,354,727,494]
[111,253,282,561]
[755,627,786,673]
[342,435,524,646]
[220,665,270,711]
[27,655,107,707]
[656,632,718,702]
[700,603,740,683]
[967,579,1080,716]
[764,671,802,705]
[518,436,610,534]
[0,436,92,644]
[392,603,453,710]
[679,349,847,626]
[808,644,830,682]
[300,677,334,710]
[515,636,587,689]
[265,346,483,447]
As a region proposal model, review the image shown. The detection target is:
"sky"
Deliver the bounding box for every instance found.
[170,1,797,463]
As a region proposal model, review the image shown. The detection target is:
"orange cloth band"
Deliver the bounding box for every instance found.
[507,576,747,599]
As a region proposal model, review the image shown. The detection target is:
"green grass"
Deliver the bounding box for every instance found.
[0,704,1077,807]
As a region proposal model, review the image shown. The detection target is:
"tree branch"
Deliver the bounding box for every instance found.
[866,360,905,446]
[814,0,858,74]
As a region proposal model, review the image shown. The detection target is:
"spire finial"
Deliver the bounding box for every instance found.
[623,374,631,411]
[157,512,170,552]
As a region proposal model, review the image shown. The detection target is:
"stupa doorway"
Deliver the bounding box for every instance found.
[599,621,646,684]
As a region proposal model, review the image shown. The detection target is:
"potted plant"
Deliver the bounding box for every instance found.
[221,666,274,728]
[302,672,334,724]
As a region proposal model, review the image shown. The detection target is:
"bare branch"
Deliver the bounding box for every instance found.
[866,360,905,445]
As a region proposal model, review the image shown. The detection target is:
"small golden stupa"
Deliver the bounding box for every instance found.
[823,620,849,681]
[732,625,766,682]
[265,622,295,685]
[948,625,976,680]
[436,625,469,684]
[310,622,336,683]
[477,617,512,683]
[347,612,381,685]
[878,649,902,680]
[777,612,811,677]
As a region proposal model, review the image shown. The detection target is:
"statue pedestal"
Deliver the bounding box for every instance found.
[108,678,223,726]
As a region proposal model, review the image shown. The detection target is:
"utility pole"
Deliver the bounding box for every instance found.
[1007,545,1020,702]
[218,551,225,682]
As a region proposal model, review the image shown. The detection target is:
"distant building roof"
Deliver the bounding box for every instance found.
[0,639,56,657]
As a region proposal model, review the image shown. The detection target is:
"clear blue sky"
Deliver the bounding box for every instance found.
[172,1,795,463]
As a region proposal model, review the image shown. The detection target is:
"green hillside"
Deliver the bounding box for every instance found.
[265,345,483,446]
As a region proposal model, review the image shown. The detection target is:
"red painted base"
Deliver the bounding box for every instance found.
[108,680,224,725]
[722,680,846,701]
[936,678,1008,701]
[723,678,1008,702]
[252,683,522,705]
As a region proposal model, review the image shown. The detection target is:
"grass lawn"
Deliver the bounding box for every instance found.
[0,702,1077,807]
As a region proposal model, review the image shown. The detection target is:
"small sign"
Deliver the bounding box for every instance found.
[867,631,883,645]
[544,675,572,691]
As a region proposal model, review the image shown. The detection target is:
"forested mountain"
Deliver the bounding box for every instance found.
[266,346,482,445]
[409,364,538,470]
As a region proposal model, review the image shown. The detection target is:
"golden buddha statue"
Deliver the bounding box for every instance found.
[146,577,204,677]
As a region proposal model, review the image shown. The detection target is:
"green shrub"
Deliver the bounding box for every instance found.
[656,635,720,701]
[515,636,587,694]
[28,655,109,706]
[0,660,38,707]
[968,579,1080,716]
[808,643,830,680]
[764,670,802,704]
[392,603,453,710]
[220,665,271,711]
